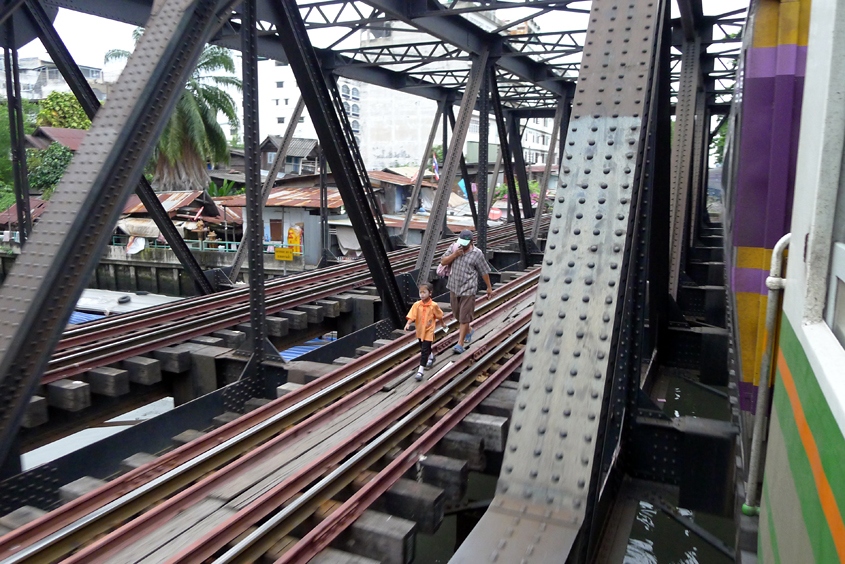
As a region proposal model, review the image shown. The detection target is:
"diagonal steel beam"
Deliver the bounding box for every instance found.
[446,104,479,229]
[490,68,529,267]
[0,0,230,472]
[4,17,30,244]
[24,0,216,295]
[452,0,666,559]
[401,100,443,242]
[531,97,568,242]
[414,47,488,278]
[269,0,406,328]
[507,112,534,219]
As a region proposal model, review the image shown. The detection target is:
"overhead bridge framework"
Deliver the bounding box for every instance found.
[0,0,742,561]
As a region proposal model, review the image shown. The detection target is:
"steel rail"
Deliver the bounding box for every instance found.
[56,218,547,351]
[0,272,538,563]
[44,238,539,380]
[65,290,535,564]
[43,220,548,380]
[278,349,525,564]
[206,323,530,564]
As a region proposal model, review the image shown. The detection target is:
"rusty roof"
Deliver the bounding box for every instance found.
[222,186,344,209]
[0,197,49,227]
[368,170,437,188]
[122,191,203,214]
[191,205,244,225]
[28,127,87,152]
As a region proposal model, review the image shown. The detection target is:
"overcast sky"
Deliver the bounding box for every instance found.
[16,0,747,82]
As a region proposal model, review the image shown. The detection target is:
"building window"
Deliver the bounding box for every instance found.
[277,117,285,124]
[341,84,350,97]
[47,68,60,80]
[268,152,275,164]
[299,116,305,123]
[354,134,361,146]
[344,101,350,113]
[284,99,289,105]
[470,118,479,134]
[351,120,360,132]
[351,87,360,100]
[276,81,284,88]
[351,104,359,117]
[827,243,845,346]
[274,99,279,106]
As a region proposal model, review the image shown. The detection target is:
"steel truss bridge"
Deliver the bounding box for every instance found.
[0,0,744,562]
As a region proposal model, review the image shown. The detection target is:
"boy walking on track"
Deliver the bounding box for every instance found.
[405,282,445,381]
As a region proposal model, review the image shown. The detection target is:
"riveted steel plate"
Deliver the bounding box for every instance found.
[451,0,662,561]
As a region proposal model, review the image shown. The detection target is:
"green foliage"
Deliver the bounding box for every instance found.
[0,100,40,185]
[27,143,73,198]
[492,179,541,205]
[107,28,241,191]
[431,144,444,165]
[36,92,91,129]
[710,120,728,165]
[0,182,16,212]
[208,179,242,197]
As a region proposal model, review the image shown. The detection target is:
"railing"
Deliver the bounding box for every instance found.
[110,235,304,255]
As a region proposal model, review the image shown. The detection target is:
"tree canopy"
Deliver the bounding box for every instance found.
[36,92,91,130]
[106,29,241,192]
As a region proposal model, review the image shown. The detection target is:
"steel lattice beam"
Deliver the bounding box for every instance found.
[452,0,667,560]
[23,0,216,296]
[0,0,232,472]
[269,0,406,328]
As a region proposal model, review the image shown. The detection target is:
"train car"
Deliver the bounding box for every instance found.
[724,0,845,561]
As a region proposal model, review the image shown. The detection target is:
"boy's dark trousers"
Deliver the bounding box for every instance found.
[418,339,432,367]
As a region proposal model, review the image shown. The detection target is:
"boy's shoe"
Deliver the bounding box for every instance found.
[464,329,475,345]
[426,354,436,369]
[415,367,424,381]
[453,344,466,354]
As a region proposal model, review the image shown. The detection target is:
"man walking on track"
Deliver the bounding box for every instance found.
[440,229,493,354]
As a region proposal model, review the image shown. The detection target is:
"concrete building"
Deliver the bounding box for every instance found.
[0,57,111,101]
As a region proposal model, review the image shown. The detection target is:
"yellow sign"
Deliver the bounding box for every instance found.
[274,247,293,261]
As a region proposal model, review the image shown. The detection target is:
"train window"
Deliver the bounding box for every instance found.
[826,243,845,347]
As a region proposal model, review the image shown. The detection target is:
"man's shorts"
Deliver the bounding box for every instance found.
[450,293,476,324]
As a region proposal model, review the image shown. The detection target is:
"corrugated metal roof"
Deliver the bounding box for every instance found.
[122,191,203,214]
[222,186,344,209]
[36,127,87,151]
[265,137,318,158]
[367,170,437,188]
[193,204,244,225]
[0,197,49,227]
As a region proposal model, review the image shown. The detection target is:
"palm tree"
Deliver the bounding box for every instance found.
[106,31,241,191]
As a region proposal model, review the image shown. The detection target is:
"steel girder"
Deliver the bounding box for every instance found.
[269,0,405,328]
[3,17,30,244]
[507,112,535,219]
[354,0,570,98]
[531,97,568,242]
[0,0,233,471]
[669,38,702,298]
[477,68,490,255]
[414,49,488,279]
[445,105,479,229]
[23,0,217,296]
[240,0,270,369]
[451,0,668,560]
[400,100,443,242]
[229,96,306,282]
[490,67,529,268]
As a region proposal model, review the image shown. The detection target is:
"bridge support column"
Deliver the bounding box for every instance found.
[401,101,443,243]
[414,49,489,279]
[270,0,405,327]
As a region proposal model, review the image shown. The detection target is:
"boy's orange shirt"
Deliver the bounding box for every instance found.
[406,299,444,341]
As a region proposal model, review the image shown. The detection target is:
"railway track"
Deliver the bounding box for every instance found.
[45,217,548,383]
[0,270,538,564]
